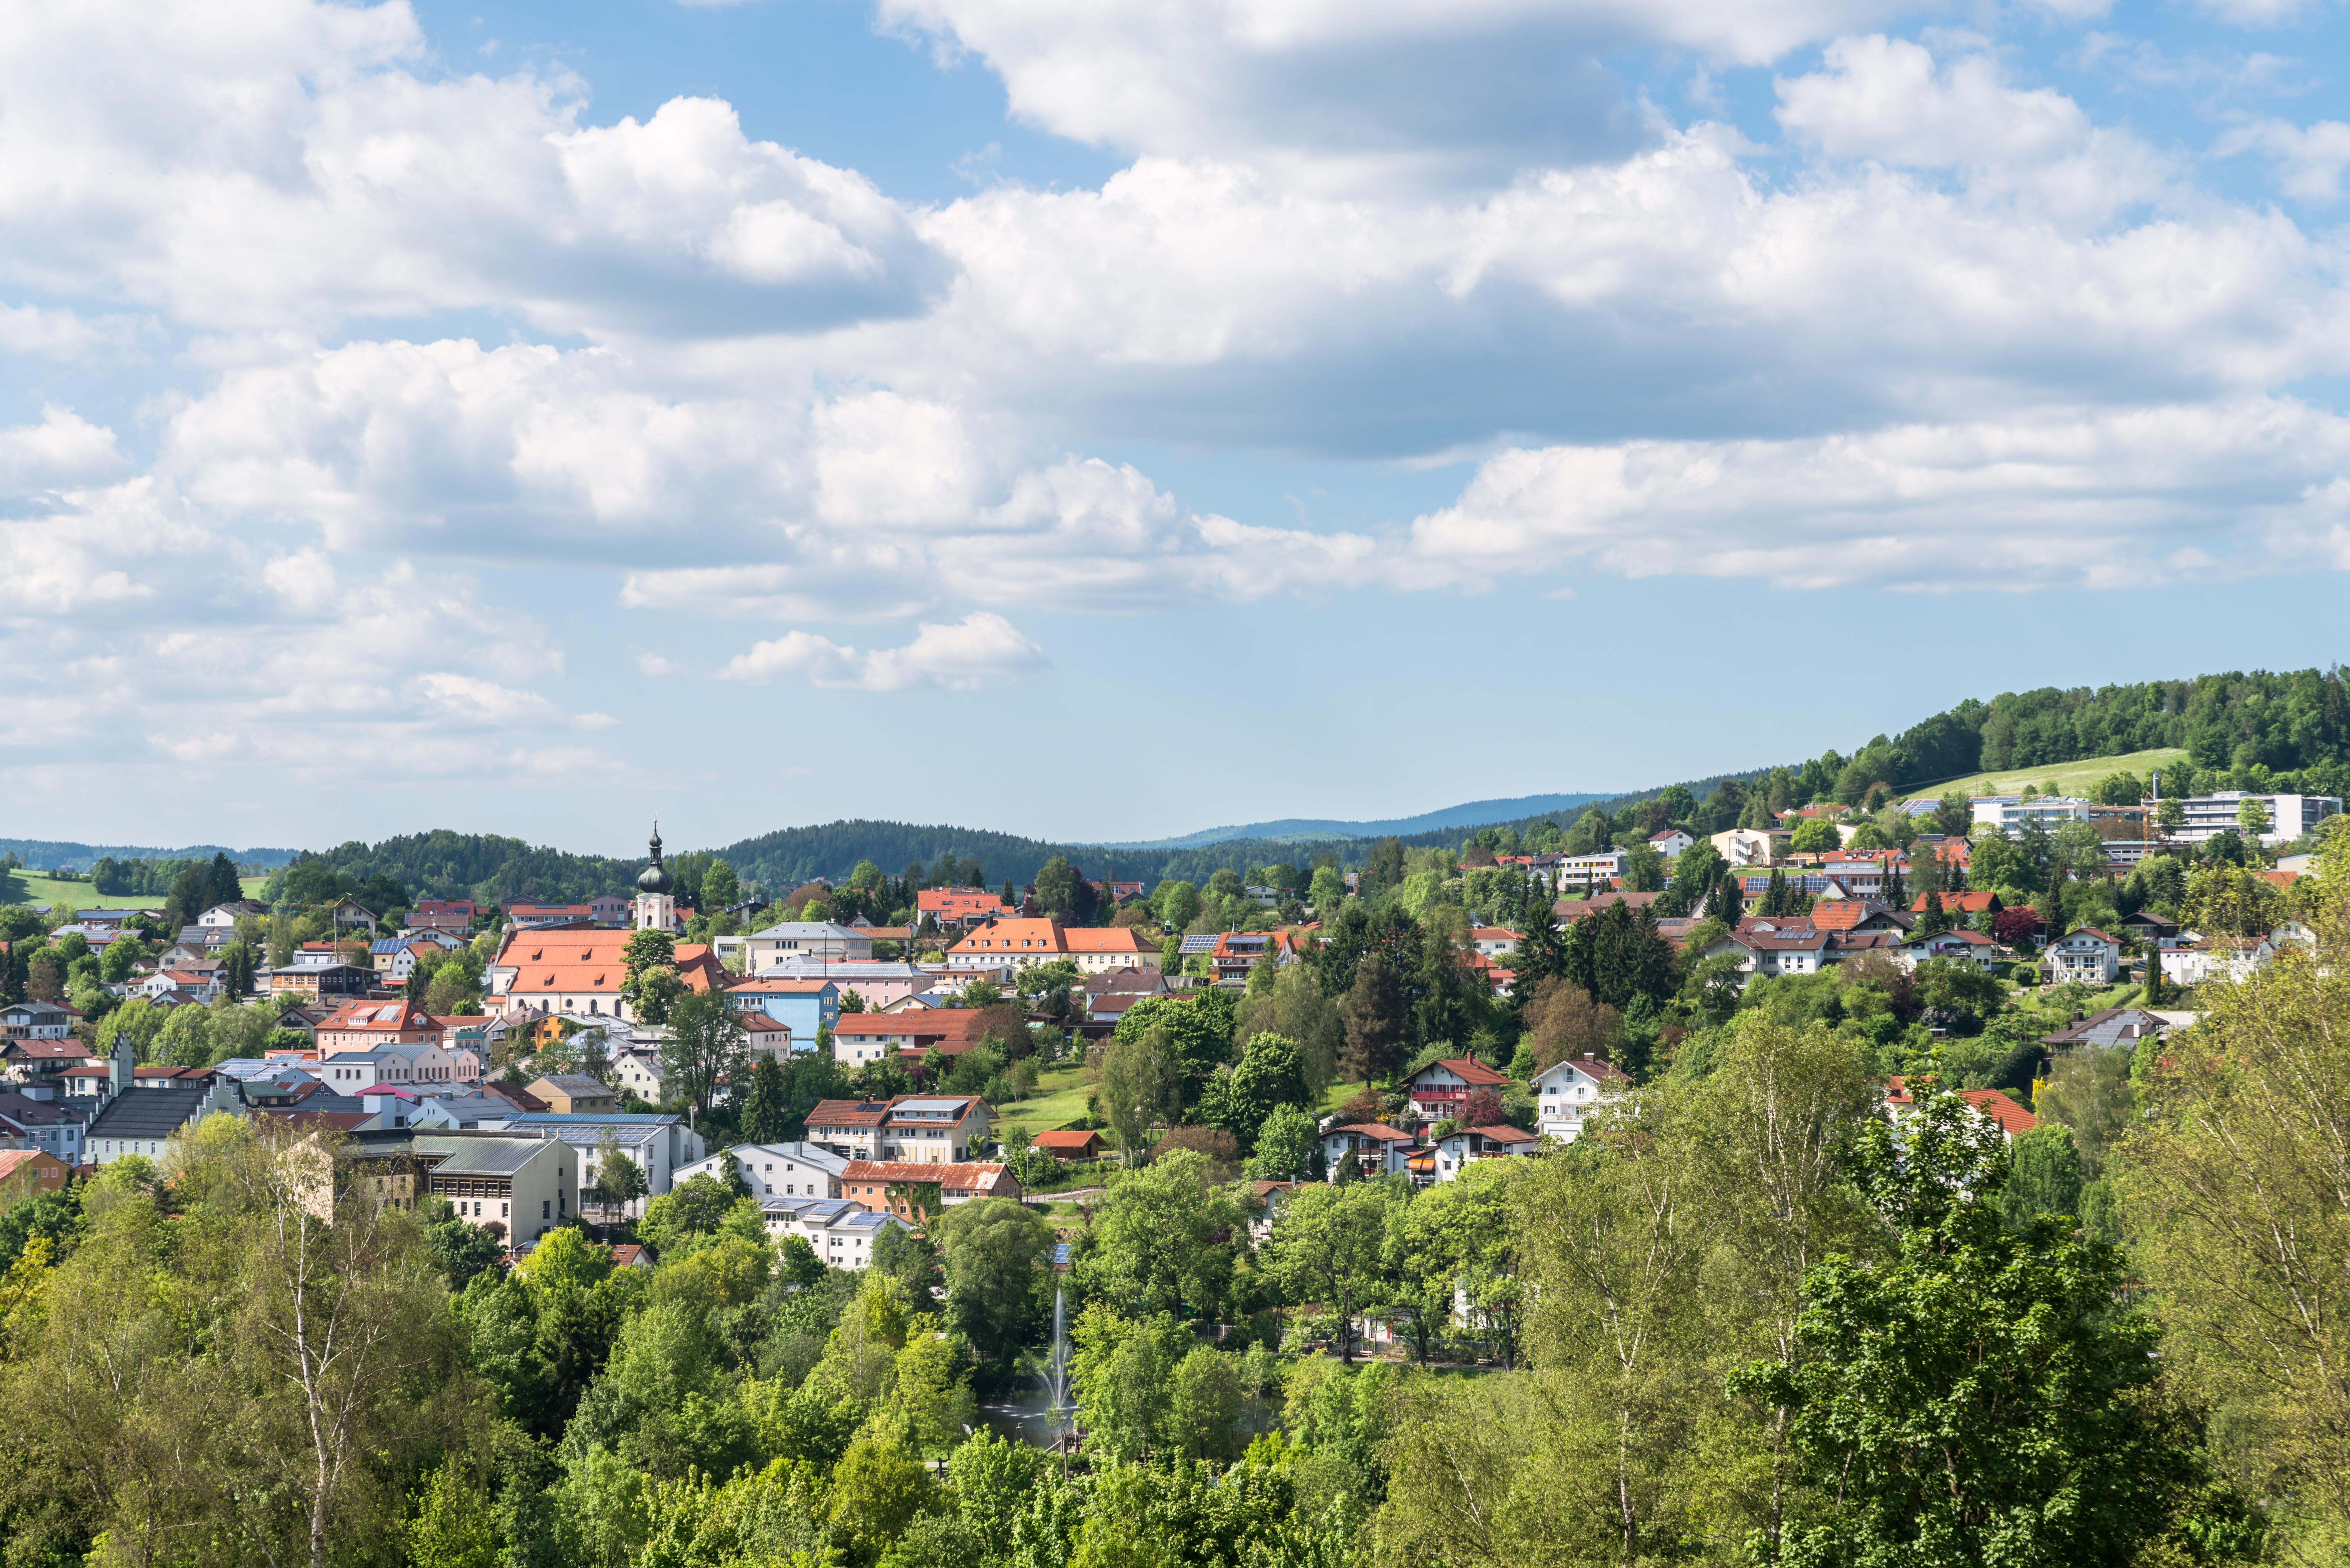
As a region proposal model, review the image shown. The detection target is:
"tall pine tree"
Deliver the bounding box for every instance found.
[740,1053,789,1144]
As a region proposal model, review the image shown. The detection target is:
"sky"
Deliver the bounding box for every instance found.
[6,0,2350,858]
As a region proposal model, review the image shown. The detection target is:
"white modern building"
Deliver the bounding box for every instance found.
[1532,1054,1627,1144]
[2171,792,2340,848]
[678,1139,850,1200]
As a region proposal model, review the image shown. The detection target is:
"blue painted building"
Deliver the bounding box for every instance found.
[722,977,838,1047]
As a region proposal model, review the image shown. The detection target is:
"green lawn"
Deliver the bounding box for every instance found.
[993,1060,1099,1145]
[1,871,271,909]
[1910,748,2188,803]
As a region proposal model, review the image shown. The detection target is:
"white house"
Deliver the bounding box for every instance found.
[1711,829,1778,868]
[610,1049,669,1102]
[2,1001,79,1042]
[1430,1123,1538,1180]
[1400,1057,1512,1122]
[1531,1054,1628,1144]
[2043,928,2122,985]
[1900,928,1999,974]
[718,921,874,970]
[678,1139,850,1200]
[1704,927,1831,982]
[1468,927,1521,959]
[1557,850,1628,887]
[1321,1122,1416,1178]
[757,1196,904,1268]
[1648,828,1696,857]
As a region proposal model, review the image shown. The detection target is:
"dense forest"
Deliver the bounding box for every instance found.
[230,667,2350,906]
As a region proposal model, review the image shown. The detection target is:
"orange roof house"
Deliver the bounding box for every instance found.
[487,929,728,1020]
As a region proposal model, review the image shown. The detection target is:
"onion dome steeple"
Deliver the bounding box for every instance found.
[636,821,673,895]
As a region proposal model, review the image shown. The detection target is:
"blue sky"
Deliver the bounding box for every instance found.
[4,0,2349,857]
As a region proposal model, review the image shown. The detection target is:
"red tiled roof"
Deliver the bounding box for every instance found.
[808,1097,895,1127]
[1458,1124,1538,1145]
[1408,1057,1510,1088]
[1063,926,1155,955]
[1958,1088,2036,1137]
[841,1159,1011,1189]
[1913,891,2000,912]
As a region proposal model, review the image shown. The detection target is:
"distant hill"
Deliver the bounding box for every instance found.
[0,839,300,871]
[1103,793,1608,849]
[33,667,2342,904]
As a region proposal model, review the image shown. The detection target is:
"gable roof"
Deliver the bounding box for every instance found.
[1406,1057,1510,1088]
[1328,1122,1415,1143]
[1958,1088,2036,1138]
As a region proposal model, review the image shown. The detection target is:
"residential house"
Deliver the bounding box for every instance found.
[757,1197,905,1267]
[317,998,445,1055]
[1061,925,1164,974]
[504,903,597,929]
[2043,928,2122,985]
[1553,891,1667,923]
[2119,910,2182,947]
[0,1147,71,1200]
[720,976,839,1043]
[723,922,873,969]
[2,1000,78,1043]
[1532,1054,1627,1144]
[2163,938,2267,988]
[609,1049,668,1102]
[527,1075,620,1115]
[369,934,458,982]
[830,1009,992,1067]
[1710,828,1779,868]
[1556,850,1628,887]
[197,900,268,928]
[1959,1088,2036,1142]
[1469,927,1521,959]
[1705,926,1832,981]
[1031,1129,1106,1161]
[1086,990,1150,1027]
[2,1039,88,1090]
[316,1041,476,1094]
[679,1140,849,1200]
[1912,890,2002,916]
[1901,927,1999,973]
[879,1094,990,1162]
[1401,1057,1511,1122]
[805,1098,894,1158]
[1206,930,1306,988]
[1430,1124,1538,1182]
[917,888,1014,930]
[409,899,477,933]
[1809,900,1914,936]
[1647,828,1696,856]
[1083,965,1171,1001]
[1322,1122,1416,1178]
[0,1087,92,1164]
[839,1158,1019,1220]
[2040,1007,2169,1050]
[740,1012,792,1059]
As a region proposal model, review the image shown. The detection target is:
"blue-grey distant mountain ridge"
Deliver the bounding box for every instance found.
[1101,793,1610,850]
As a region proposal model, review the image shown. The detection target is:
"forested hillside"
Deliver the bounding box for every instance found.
[243,667,2350,904]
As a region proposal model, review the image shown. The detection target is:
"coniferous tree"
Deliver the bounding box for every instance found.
[1340,954,1407,1084]
[740,1052,789,1143]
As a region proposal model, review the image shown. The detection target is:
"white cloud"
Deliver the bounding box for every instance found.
[416,671,559,725]
[0,407,125,493]
[715,611,1046,688]
[874,0,1929,185]
[2217,118,2350,200]
[636,652,687,676]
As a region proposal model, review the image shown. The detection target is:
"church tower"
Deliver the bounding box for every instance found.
[634,821,675,932]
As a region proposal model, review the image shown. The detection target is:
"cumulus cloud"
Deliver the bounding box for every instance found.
[2218,118,2350,199]
[0,407,126,494]
[874,0,1926,185]
[0,1,943,337]
[715,612,1046,688]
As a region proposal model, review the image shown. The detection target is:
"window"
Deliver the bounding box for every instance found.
[542,1200,551,1219]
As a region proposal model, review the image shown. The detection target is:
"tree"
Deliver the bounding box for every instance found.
[2180,864,2286,939]
[1932,792,1973,838]
[1078,1150,1241,1320]
[2156,796,2187,836]
[701,859,740,912]
[620,929,683,1025]
[1340,953,1408,1083]
[220,940,256,999]
[1519,976,1624,1071]
[738,1053,788,1143]
[1265,1181,1395,1363]
[2116,861,2350,1529]
[2236,794,2273,842]
[1196,1031,1312,1150]
[1032,855,1084,921]
[1735,1085,2177,1568]
[207,851,244,909]
[1244,1103,1320,1181]
[660,990,747,1117]
[931,1197,1052,1373]
[588,1127,649,1215]
[1788,818,1840,856]
[1096,1024,1180,1160]
[1999,1123,2084,1231]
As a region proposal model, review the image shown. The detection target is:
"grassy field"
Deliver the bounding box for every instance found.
[0,871,271,908]
[1908,748,2188,803]
[993,1060,1099,1146]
